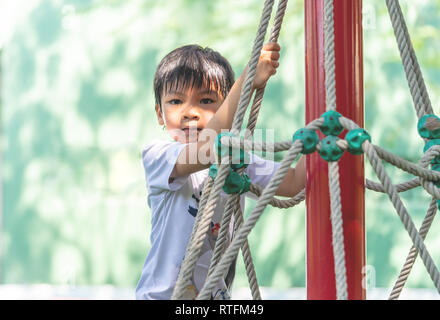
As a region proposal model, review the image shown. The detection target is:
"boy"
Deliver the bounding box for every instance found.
[136,43,305,300]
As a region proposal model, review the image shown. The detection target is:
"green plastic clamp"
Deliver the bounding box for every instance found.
[319,135,344,162]
[345,128,371,155]
[208,164,251,195]
[292,128,320,154]
[215,132,250,170]
[417,114,440,139]
[320,110,343,136]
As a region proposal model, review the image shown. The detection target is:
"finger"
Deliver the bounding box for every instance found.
[270,51,280,61]
[263,42,281,51]
[260,50,280,61]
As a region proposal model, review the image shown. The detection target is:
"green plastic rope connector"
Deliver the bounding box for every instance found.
[292,128,319,154]
[320,110,343,136]
[417,114,440,139]
[209,164,251,195]
[215,132,250,170]
[345,128,371,155]
[209,164,218,180]
[223,170,251,195]
[423,139,440,164]
[319,135,344,162]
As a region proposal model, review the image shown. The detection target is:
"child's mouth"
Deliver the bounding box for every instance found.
[182,127,202,138]
[182,127,202,132]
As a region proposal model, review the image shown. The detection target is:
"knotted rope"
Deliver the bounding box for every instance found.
[171,0,440,300]
[172,0,279,300]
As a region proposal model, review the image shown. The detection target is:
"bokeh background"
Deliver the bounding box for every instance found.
[1,0,440,299]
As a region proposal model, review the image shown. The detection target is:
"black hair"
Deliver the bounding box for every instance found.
[154,45,235,109]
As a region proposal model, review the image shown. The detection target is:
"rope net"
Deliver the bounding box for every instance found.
[171,0,440,300]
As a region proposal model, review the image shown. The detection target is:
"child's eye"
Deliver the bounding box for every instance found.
[200,98,215,104]
[168,99,182,105]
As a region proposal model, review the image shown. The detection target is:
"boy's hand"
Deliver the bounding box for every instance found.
[252,42,281,90]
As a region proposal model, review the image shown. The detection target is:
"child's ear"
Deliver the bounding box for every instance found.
[155,104,164,126]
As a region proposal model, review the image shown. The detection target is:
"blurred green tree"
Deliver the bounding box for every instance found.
[1,0,439,293]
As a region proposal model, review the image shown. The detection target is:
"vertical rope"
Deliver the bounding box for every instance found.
[171,0,276,300]
[207,194,239,279]
[233,199,262,300]
[231,0,277,135]
[246,0,289,137]
[323,0,348,299]
[328,162,348,300]
[172,160,234,299]
[323,0,337,111]
[234,0,289,300]
[183,0,289,301]
[386,0,433,117]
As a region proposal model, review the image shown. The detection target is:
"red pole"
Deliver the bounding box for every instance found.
[305,0,365,300]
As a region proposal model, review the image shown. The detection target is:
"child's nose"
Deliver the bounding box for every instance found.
[183,107,201,121]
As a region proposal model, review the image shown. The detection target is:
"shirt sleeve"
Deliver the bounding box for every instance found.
[244,153,280,200]
[142,140,188,194]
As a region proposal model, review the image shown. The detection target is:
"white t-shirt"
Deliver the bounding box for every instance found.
[135,139,280,300]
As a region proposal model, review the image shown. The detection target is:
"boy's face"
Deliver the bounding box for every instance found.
[156,84,223,144]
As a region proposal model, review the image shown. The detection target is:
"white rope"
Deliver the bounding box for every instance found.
[172,0,277,300]
[170,0,440,301]
[389,198,437,299]
[323,0,348,300]
[197,141,304,299]
[386,0,433,118]
[363,140,440,294]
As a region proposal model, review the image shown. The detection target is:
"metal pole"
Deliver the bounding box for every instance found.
[305,0,365,300]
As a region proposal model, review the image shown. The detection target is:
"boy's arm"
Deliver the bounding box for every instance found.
[171,42,281,179]
[274,156,306,198]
